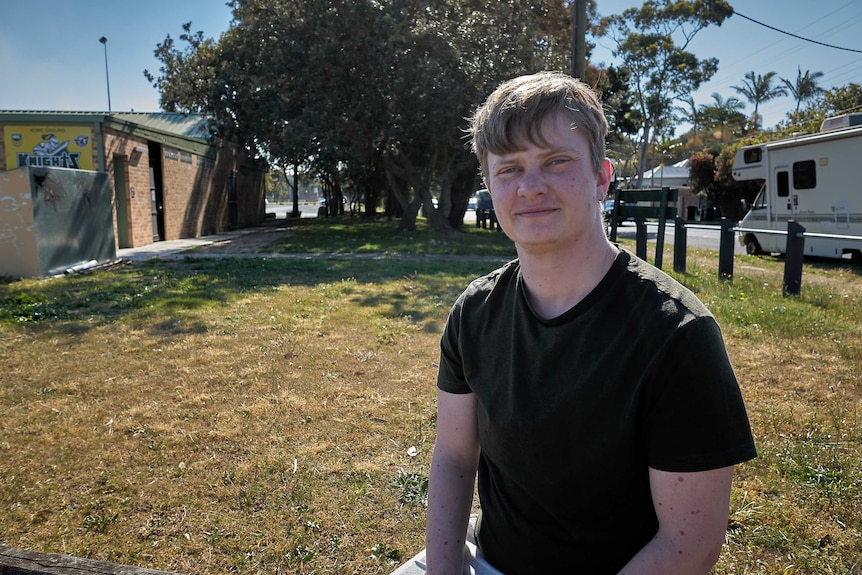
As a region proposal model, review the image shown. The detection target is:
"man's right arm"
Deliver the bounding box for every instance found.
[426,389,480,575]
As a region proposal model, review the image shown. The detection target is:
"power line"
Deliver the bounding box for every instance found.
[733,10,862,54]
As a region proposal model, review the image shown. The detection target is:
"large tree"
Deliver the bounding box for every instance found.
[601,0,733,188]
[145,0,606,231]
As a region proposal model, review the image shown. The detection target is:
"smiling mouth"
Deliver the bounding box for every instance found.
[516,208,557,217]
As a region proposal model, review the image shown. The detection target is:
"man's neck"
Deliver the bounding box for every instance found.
[517,240,619,320]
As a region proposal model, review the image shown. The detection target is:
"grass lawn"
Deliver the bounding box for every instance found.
[1,216,860,574]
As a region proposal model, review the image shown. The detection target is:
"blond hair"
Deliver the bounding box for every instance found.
[469,71,608,179]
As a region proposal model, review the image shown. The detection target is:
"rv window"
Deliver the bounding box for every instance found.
[743,148,762,164]
[793,160,816,189]
[776,171,789,197]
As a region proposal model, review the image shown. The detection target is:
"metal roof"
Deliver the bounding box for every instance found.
[0,110,217,157]
[109,112,211,140]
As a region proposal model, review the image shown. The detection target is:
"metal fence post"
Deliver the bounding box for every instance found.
[673,216,687,273]
[718,218,735,281]
[784,220,805,296]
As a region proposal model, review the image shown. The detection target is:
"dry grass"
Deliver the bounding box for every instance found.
[1,221,861,574]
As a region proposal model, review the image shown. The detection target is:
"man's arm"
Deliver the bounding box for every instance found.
[426,389,480,575]
[618,466,735,575]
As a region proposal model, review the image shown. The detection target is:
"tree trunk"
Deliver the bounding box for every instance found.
[291,161,300,217]
[398,200,422,231]
[635,119,652,189]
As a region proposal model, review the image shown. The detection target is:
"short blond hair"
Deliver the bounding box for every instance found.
[469,71,608,179]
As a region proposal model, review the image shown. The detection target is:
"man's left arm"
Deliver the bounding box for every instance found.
[617,465,735,575]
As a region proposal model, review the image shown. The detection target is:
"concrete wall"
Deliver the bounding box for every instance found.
[0,167,39,278]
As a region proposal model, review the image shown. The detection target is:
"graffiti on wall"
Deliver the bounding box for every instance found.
[4,125,95,171]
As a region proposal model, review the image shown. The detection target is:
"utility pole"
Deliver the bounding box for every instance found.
[99,36,112,113]
[570,0,587,79]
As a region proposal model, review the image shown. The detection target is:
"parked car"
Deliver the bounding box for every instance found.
[474,189,498,230]
[602,198,634,226]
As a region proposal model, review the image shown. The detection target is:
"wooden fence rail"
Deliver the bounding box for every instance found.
[0,545,182,575]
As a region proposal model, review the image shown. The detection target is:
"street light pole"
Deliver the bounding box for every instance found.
[99,36,112,113]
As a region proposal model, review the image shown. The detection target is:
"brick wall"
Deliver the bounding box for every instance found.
[104,130,154,248]
[158,143,264,240]
[3,122,265,249]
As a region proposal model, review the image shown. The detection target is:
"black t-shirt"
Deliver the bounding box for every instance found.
[437,249,756,574]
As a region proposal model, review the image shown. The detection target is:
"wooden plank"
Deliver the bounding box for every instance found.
[0,546,182,575]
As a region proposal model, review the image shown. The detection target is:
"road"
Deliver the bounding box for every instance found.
[614,221,745,255]
[266,203,322,218]
[265,203,739,253]
[267,202,481,224]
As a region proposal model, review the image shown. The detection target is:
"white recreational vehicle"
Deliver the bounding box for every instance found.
[732,113,862,264]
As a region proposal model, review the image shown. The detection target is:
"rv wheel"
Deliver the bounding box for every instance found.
[745,235,763,255]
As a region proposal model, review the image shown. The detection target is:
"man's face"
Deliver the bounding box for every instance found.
[484,112,610,254]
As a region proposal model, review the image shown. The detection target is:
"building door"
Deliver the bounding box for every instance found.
[113,154,131,248]
[148,142,166,242]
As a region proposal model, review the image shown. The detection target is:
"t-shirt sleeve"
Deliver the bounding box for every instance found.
[436,300,473,395]
[642,317,757,472]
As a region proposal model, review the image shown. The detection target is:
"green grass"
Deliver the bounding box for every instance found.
[1,220,861,574]
[238,216,517,257]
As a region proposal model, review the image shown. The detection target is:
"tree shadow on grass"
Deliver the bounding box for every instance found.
[0,256,496,338]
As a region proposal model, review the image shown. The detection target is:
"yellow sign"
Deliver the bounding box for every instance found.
[4,125,94,171]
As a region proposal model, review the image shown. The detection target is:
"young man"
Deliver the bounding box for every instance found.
[426,72,756,574]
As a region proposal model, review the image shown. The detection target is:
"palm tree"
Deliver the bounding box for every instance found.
[781,66,825,114]
[700,92,746,141]
[675,95,704,146]
[731,71,788,127]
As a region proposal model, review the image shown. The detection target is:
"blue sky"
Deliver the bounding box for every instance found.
[2,1,860,131]
[0,1,233,113]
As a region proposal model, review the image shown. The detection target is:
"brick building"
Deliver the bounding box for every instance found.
[0,111,266,249]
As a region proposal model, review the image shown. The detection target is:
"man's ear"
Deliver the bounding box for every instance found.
[596,158,613,199]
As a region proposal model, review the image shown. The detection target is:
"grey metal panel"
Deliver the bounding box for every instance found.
[29,167,116,276]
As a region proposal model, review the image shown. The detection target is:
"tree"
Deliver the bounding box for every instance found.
[145,0,607,232]
[781,66,825,114]
[675,95,704,149]
[688,145,761,219]
[602,0,733,188]
[779,82,862,134]
[688,151,720,208]
[699,92,746,142]
[731,71,787,129]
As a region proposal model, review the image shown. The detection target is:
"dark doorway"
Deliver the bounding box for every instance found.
[148,142,166,242]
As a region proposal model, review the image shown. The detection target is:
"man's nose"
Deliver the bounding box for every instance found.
[517,168,547,196]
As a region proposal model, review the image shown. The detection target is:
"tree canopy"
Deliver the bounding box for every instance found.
[781,66,825,115]
[601,0,732,188]
[145,0,605,231]
[731,71,787,128]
